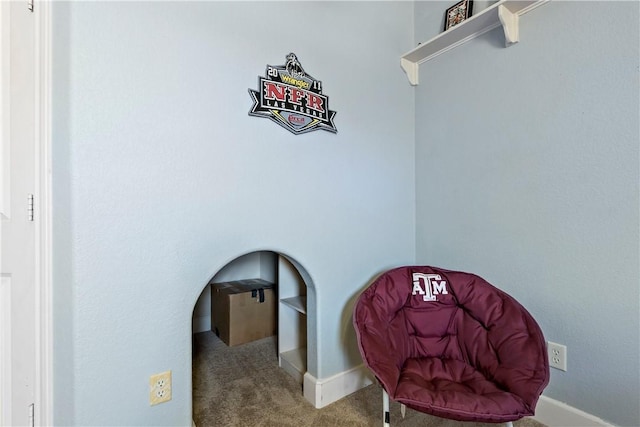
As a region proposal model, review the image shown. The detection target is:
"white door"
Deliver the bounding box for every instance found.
[0,1,37,426]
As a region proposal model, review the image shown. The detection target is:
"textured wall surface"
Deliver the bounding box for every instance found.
[413,2,639,426]
[52,2,415,425]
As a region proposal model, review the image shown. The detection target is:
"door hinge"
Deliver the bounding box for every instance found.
[28,0,34,12]
[29,403,35,427]
[27,194,34,221]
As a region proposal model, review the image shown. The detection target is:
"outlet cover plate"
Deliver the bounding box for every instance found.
[548,341,567,371]
[150,370,172,405]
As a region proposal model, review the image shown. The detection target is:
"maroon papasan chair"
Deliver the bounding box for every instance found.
[353,266,549,426]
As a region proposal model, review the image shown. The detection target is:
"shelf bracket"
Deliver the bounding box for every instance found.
[498,4,520,46]
[400,58,419,86]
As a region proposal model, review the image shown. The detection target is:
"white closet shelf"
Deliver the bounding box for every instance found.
[280,296,307,314]
[401,0,549,85]
[280,348,307,383]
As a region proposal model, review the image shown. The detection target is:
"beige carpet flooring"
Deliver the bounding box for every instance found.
[192,331,546,427]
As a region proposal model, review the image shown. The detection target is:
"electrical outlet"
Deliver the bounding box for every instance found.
[149,371,172,405]
[548,341,567,371]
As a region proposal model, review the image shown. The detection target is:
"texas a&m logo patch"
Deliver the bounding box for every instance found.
[248,53,337,135]
[412,272,449,302]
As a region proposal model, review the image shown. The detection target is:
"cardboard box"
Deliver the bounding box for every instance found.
[210,279,276,347]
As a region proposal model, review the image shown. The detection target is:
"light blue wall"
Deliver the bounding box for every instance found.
[52,1,415,425]
[414,1,639,426]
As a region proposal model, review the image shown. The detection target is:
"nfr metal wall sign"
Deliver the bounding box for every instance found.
[248,53,337,135]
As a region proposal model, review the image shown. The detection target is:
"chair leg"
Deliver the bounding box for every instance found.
[383,389,390,427]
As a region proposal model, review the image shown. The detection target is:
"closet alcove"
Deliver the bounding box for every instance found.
[191,250,312,422]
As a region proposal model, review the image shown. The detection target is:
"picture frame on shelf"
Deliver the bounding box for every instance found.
[444,0,474,31]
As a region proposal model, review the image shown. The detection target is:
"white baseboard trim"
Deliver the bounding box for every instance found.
[531,395,613,427]
[192,315,211,334]
[303,364,374,408]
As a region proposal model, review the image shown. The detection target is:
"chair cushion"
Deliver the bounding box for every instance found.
[396,357,530,422]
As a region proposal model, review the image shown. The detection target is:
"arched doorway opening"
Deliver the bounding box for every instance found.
[191,250,315,425]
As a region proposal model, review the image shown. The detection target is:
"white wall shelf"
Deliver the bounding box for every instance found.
[401,0,548,85]
[278,256,307,384]
[281,296,307,315]
[280,348,307,384]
